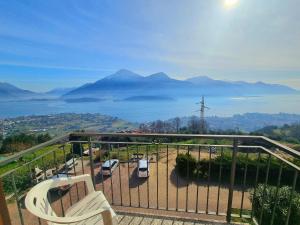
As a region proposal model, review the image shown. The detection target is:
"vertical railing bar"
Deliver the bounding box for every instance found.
[27,161,38,219]
[79,142,87,196]
[53,151,59,176]
[27,164,32,182]
[156,143,159,209]
[206,145,212,214]
[176,145,179,211]
[117,144,123,206]
[216,147,224,215]
[108,144,114,204]
[34,157,42,225]
[186,146,190,212]
[27,162,33,188]
[126,144,132,207]
[146,145,150,208]
[240,152,249,218]
[285,170,298,225]
[62,145,73,206]
[41,157,47,180]
[226,138,238,223]
[99,143,105,194]
[11,173,25,225]
[53,151,65,217]
[137,145,140,208]
[79,142,85,174]
[259,153,272,225]
[270,164,283,225]
[88,138,96,188]
[251,150,261,219]
[196,145,201,213]
[71,143,80,202]
[166,144,169,210]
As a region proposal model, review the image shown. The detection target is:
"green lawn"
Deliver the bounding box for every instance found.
[0,144,72,175]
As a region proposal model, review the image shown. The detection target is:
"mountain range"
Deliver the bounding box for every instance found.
[0,69,298,101]
[63,69,298,100]
[0,82,38,100]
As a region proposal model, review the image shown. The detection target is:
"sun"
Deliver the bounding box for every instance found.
[223,0,239,9]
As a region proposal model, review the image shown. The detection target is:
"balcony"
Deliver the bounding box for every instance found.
[0,133,299,225]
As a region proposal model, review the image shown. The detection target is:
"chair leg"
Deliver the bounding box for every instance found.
[101,210,113,225]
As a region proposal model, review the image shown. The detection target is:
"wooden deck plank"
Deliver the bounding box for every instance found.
[130,216,144,225]
[183,222,195,225]
[151,218,163,225]
[173,221,184,225]
[118,215,134,225]
[161,219,174,225]
[117,214,224,225]
[140,217,153,225]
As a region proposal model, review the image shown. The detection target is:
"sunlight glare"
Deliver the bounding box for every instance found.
[224,0,239,9]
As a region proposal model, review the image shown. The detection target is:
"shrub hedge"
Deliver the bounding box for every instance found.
[176,152,298,187]
[251,184,300,225]
[175,153,197,177]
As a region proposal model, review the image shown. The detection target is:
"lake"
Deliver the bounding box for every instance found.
[0,94,300,122]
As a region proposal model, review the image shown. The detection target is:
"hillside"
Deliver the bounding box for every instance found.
[253,123,300,144]
[161,113,300,132]
[1,113,138,136]
[0,82,38,101]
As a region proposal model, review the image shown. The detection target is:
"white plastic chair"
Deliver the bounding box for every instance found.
[25,174,116,225]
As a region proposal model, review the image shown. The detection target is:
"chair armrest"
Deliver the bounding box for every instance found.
[49,174,94,194]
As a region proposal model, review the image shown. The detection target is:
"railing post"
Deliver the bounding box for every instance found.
[227,138,238,223]
[88,137,96,188]
[0,179,11,225]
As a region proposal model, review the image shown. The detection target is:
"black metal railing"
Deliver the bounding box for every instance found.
[0,133,299,225]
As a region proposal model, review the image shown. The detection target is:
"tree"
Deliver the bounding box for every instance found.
[188,116,200,134]
[176,153,197,177]
[37,133,51,143]
[290,124,300,140]
[173,117,181,133]
[0,133,52,154]
[139,123,148,132]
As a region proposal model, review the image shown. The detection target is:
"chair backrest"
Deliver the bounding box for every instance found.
[35,167,43,176]
[25,179,57,220]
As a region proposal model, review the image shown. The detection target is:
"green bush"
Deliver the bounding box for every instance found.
[3,172,32,195]
[175,153,197,177]
[251,184,300,225]
[198,153,297,186]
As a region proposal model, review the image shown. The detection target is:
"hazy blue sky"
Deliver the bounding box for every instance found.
[0,0,300,91]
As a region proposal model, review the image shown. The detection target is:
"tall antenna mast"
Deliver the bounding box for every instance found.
[196,96,209,134]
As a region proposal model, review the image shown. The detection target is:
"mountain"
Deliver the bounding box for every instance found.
[0,82,37,101]
[63,69,192,99]
[186,76,229,86]
[45,87,76,97]
[62,69,298,99]
[186,76,296,95]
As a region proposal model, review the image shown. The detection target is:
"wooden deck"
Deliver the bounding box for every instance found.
[116,214,226,225]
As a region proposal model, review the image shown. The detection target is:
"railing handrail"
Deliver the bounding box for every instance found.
[1,132,299,167]
[70,132,300,158]
[70,132,263,139]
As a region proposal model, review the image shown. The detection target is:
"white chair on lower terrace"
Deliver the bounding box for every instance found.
[25,174,116,225]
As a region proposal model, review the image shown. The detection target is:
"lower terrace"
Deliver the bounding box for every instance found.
[0,133,299,225]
